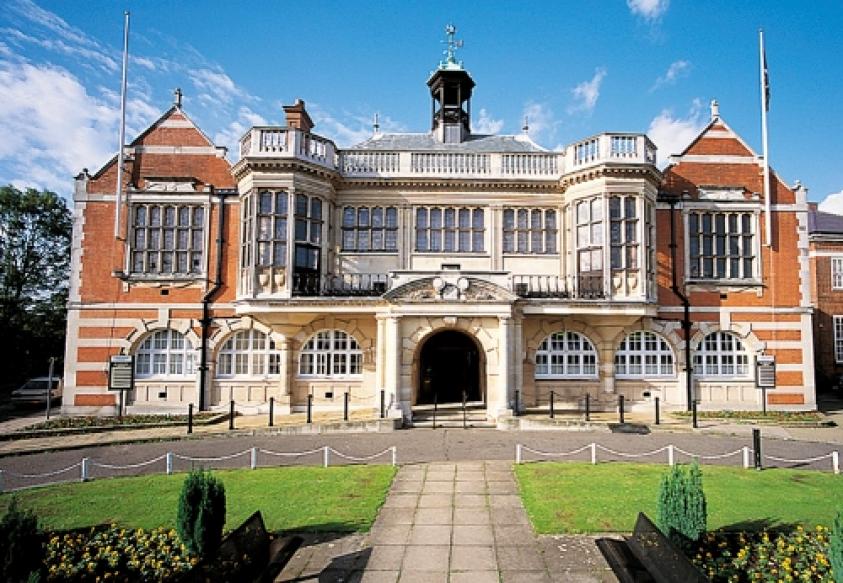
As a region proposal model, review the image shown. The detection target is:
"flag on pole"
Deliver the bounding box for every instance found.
[762,45,770,111]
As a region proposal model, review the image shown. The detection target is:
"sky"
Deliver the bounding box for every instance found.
[0,0,841,210]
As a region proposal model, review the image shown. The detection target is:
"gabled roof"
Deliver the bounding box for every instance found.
[348,132,548,153]
[129,104,216,147]
[676,115,757,158]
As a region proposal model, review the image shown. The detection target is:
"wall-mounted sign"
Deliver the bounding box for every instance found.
[756,355,776,389]
[109,355,134,391]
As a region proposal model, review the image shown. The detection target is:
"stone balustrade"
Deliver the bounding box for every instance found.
[239,128,657,179]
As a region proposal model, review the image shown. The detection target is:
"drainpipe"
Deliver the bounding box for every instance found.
[199,185,228,411]
[666,193,694,412]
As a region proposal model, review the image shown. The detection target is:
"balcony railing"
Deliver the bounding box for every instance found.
[239,128,656,180]
[512,274,605,300]
[291,273,391,297]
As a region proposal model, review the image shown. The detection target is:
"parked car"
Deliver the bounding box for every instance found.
[11,377,63,407]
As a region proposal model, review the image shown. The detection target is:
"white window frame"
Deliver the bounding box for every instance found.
[834,316,843,363]
[298,330,363,378]
[502,208,558,255]
[134,329,195,379]
[130,203,206,277]
[535,331,598,379]
[256,190,288,268]
[216,330,281,378]
[415,206,485,253]
[341,205,399,253]
[609,196,638,271]
[685,208,759,282]
[693,331,750,379]
[832,258,843,290]
[615,331,675,378]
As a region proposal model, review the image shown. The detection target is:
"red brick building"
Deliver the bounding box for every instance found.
[63,70,816,418]
[808,205,843,392]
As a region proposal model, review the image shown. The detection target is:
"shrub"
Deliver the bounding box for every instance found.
[0,497,44,582]
[657,461,707,550]
[832,510,843,583]
[177,469,226,558]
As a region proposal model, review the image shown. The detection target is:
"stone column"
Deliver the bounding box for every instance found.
[276,338,293,414]
[382,316,405,419]
[513,316,524,404]
[496,315,513,417]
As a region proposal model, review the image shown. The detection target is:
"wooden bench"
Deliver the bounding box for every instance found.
[596,512,709,583]
[180,510,303,582]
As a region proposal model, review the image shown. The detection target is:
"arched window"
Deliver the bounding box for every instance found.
[615,331,675,378]
[298,330,362,378]
[535,331,598,378]
[693,331,750,378]
[135,329,194,378]
[216,330,281,378]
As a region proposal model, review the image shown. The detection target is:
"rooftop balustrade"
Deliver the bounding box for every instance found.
[238,128,657,180]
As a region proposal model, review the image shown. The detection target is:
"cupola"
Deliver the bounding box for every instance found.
[427,25,475,144]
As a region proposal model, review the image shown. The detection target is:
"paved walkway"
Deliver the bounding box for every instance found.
[277,461,616,582]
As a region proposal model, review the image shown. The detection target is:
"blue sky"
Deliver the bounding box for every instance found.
[1,0,841,209]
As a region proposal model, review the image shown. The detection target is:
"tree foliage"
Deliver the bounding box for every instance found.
[177,469,227,558]
[831,509,843,583]
[0,497,44,582]
[657,461,708,551]
[0,186,71,387]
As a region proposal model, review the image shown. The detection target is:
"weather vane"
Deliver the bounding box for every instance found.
[440,24,464,68]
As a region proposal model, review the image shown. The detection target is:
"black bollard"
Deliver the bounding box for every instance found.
[188,403,194,434]
[752,428,762,470]
[654,397,660,425]
[433,392,438,430]
[515,390,521,417]
[585,393,591,422]
[229,400,235,430]
[344,392,349,422]
[269,397,274,427]
[692,398,698,429]
[380,390,385,419]
[306,394,313,424]
[550,391,555,419]
[619,395,625,424]
[462,390,467,429]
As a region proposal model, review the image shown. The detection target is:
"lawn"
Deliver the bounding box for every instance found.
[515,461,843,534]
[0,465,396,533]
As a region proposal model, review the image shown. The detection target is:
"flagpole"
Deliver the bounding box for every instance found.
[114,11,130,239]
[759,28,772,247]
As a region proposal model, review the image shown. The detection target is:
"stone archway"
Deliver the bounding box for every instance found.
[417,329,482,405]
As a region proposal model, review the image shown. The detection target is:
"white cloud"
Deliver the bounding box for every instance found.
[646,99,706,167]
[473,108,504,134]
[0,61,156,194]
[627,0,670,21]
[2,27,118,73]
[818,190,843,215]
[189,68,248,105]
[307,104,405,148]
[214,106,269,160]
[651,59,691,91]
[521,101,559,144]
[568,68,607,115]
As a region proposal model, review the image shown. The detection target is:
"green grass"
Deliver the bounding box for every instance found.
[515,462,843,534]
[0,465,396,533]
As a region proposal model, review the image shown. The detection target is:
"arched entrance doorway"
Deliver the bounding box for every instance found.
[417,329,482,405]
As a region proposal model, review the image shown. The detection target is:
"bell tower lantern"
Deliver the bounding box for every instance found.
[427,25,475,144]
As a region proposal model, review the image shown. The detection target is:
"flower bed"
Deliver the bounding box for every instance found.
[673,410,829,425]
[692,525,834,582]
[26,413,220,431]
[44,524,195,581]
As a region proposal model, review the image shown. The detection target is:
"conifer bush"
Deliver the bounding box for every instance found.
[657,461,707,551]
[831,509,843,583]
[176,469,226,558]
[0,497,44,582]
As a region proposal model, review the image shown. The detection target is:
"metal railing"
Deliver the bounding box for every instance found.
[291,273,391,297]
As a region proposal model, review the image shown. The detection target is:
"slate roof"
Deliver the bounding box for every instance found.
[347,132,549,153]
[809,209,843,235]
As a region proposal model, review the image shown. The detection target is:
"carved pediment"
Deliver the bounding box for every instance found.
[143,177,198,192]
[384,276,516,304]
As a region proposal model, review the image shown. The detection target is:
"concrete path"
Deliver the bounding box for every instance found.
[276,461,616,582]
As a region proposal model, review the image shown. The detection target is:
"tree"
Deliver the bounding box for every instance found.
[657,461,707,551]
[831,509,843,583]
[177,469,227,558]
[0,186,71,388]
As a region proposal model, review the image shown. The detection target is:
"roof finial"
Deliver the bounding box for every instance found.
[439,24,464,69]
[373,112,380,135]
[522,115,529,134]
[710,99,719,120]
[174,87,183,108]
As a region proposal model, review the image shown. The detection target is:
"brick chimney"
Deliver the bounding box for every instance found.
[283,99,314,132]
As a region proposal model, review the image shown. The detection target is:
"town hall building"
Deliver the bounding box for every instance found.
[62,31,816,422]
